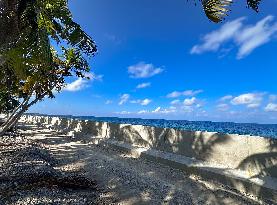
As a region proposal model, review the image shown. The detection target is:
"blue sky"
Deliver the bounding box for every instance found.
[30,0,277,124]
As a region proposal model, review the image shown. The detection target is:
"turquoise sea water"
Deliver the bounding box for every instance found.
[35,114,277,139]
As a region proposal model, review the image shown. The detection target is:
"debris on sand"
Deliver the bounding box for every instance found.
[0,134,107,205]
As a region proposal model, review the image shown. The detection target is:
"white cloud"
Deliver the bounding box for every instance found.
[191,17,245,54]
[247,103,260,108]
[131,98,152,106]
[104,33,121,45]
[269,94,277,102]
[137,106,176,115]
[87,73,103,81]
[138,110,148,114]
[167,91,181,98]
[170,99,181,105]
[236,16,277,59]
[105,100,113,105]
[169,106,177,110]
[152,107,176,114]
[231,93,263,108]
[170,97,203,113]
[64,78,87,92]
[182,106,194,113]
[167,90,203,98]
[141,99,152,106]
[217,103,229,111]
[116,111,131,115]
[119,94,130,105]
[136,82,151,89]
[220,95,233,101]
[191,16,277,59]
[196,104,202,108]
[152,107,161,113]
[183,97,196,106]
[182,90,202,96]
[265,103,277,112]
[64,73,103,92]
[128,62,163,78]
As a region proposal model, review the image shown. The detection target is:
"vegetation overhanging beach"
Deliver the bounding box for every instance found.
[1,0,276,204]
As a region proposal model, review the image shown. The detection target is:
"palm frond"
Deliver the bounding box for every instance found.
[202,0,233,23]
[247,0,261,12]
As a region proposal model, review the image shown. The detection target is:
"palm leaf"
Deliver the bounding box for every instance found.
[247,0,261,12]
[202,0,233,23]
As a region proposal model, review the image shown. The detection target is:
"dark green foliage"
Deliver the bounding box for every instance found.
[0,91,19,114]
[0,0,97,114]
[0,68,20,113]
[247,0,261,12]
[0,0,97,134]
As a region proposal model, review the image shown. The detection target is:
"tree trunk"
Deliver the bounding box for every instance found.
[0,92,46,137]
[1,92,32,127]
[0,106,26,136]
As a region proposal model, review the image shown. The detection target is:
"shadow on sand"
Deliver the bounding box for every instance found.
[24,119,276,204]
